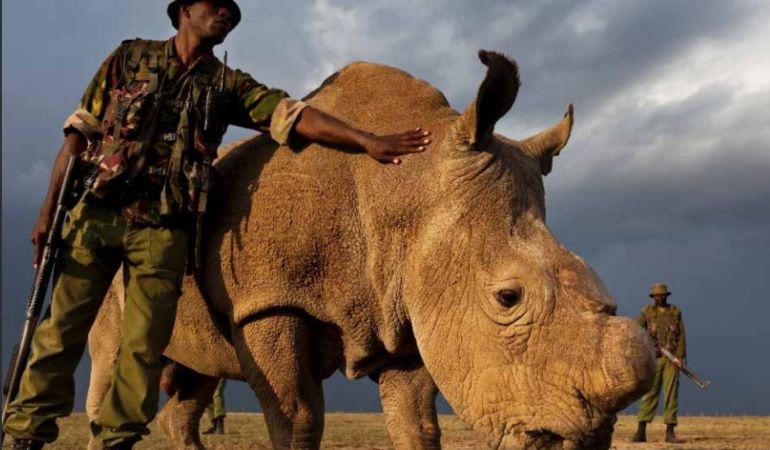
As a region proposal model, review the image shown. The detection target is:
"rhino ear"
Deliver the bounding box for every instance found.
[461,50,521,151]
[519,104,574,175]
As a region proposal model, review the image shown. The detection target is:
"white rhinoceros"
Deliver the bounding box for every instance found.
[87,51,655,450]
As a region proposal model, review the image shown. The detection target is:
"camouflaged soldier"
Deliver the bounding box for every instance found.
[202,378,226,435]
[632,283,687,444]
[4,1,431,449]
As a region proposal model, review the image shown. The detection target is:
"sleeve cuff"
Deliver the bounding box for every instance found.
[62,109,103,143]
[269,98,308,145]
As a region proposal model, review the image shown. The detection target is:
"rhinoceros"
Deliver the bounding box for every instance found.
[86,50,655,450]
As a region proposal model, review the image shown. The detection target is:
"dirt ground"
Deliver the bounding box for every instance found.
[3,414,768,449]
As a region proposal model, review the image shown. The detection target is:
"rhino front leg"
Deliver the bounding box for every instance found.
[233,311,324,449]
[377,359,441,449]
[156,362,220,450]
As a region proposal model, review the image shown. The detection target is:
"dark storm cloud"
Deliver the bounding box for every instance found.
[504,0,754,114]
[548,82,770,252]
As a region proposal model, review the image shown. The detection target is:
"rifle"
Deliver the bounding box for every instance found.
[2,154,81,440]
[193,51,228,271]
[657,345,711,390]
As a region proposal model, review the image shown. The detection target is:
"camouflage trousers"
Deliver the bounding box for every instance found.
[206,379,227,419]
[636,356,680,425]
[4,198,188,446]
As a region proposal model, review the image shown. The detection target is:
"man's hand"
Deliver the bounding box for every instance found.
[363,127,431,165]
[293,107,432,164]
[31,214,53,270]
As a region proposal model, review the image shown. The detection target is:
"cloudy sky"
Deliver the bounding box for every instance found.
[3,0,769,415]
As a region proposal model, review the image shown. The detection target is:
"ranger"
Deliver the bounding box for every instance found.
[202,378,226,435]
[632,283,687,444]
[3,1,431,448]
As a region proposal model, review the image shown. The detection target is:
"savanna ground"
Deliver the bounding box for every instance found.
[4,414,768,449]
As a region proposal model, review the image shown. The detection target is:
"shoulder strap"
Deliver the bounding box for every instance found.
[122,40,165,95]
[124,39,146,78]
[643,305,656,319]
[147,52,160,93]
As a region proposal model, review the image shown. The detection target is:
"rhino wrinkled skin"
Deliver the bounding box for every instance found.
[87,51,655,450]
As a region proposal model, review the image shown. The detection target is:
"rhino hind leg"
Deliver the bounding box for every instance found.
[376,359,441,449]
[233,310,325,450]
[156,362,220,450]
[86,275,124,450]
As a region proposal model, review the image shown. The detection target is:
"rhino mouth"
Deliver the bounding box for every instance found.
[523,429,565,449]
[505,424,613,450]
[497,413,616,450]
[483,385,618,449]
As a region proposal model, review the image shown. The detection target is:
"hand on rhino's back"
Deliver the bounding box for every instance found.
[214,60,460,203]
[95,51,655,450]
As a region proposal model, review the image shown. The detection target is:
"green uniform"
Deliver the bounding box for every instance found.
[636,304,686,425]
[206,379,227,420]
[62,38,306,225]
[4,37,306,446]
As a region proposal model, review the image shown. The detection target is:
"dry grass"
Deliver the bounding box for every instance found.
[4,414,769,449]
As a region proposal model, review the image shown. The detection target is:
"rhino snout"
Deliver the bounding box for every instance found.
[588,317,656,413]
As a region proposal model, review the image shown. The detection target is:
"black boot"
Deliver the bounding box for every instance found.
[215,416,225,434]
[665,424,682,443]
[630,421,646,443]
[202,418,217,435]
[12,439,44,450]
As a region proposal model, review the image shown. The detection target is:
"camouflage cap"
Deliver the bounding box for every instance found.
[167,0,242,30]
[649,283,672,297]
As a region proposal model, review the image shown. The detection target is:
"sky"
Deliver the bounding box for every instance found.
[2,0,769,416]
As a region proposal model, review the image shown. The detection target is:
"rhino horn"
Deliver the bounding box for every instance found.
[519,104,574,175]
[461,50,521,151]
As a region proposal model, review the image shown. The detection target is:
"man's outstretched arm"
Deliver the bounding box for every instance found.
[230,73,432,163]
[293,106,431,165]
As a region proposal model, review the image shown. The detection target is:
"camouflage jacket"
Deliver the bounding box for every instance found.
[638,304,686,359]
[63,37,307,225]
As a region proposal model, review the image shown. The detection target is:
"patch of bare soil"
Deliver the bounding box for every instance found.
[3,414,768,449]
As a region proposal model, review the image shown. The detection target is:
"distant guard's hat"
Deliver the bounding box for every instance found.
[649,283,672,297]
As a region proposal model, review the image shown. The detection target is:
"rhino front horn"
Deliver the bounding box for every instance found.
[519,103,574,175]
[461,50,521,151]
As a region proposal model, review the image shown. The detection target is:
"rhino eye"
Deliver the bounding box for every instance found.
[496,288,522,308]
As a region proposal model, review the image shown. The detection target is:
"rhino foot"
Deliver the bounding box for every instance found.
[157,362,220,450]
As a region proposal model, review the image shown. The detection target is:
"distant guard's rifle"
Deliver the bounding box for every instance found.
[2,155,82,441]
[657,345,711,390]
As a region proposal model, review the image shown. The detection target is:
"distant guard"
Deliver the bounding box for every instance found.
[632,283,686,444]
[202,379,226,435]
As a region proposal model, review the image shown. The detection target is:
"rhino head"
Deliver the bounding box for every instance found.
[402,51,655,449]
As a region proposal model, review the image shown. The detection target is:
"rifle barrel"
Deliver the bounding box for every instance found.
[220,51,227,90]
[657,345,710,390]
